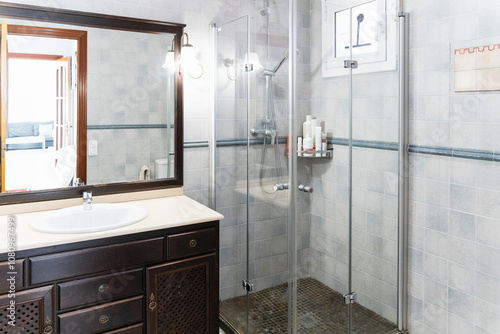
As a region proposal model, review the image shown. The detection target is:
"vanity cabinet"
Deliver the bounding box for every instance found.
[146,254,217,334]
[0,221,219,334]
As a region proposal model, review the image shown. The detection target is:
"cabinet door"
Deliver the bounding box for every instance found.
[0,285,54,334]
[146,253,218,334]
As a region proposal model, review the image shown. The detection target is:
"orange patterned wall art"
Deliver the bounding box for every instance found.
[454,44,500,92]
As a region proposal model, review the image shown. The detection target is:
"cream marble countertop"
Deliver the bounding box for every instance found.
[0,195,224,253]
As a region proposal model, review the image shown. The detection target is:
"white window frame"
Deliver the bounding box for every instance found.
[322,0,397,77]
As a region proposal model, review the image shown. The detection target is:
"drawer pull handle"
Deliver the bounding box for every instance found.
[149,301,157,311]
[189,239,197,247]
[44,325,54,334]
[98,284,109,293]
[99,314,110,324]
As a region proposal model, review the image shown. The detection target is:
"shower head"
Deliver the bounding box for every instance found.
[263,50,289,76]
[272,50,289,72]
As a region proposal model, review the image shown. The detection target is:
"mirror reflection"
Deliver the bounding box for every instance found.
[85,28,176,185]
[5,34,78,192]
[0,18,176,194]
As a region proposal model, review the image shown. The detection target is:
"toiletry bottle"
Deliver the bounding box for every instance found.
[297,136,303,156]
[315,126,322,157]
[303,115,312,139]
[303,132,313,156]
[311,117,318,145]
[321,133,327,157]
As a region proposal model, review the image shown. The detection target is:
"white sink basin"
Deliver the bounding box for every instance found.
[30,203,148,234]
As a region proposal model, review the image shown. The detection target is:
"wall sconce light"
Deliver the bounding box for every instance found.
[180,32,204,79]
[161,37,176,71]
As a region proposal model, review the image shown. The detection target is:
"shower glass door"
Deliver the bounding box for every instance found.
[215,15,252,333]
[215,7,291,333]
[291,0,401,333]
[349,0,400,331]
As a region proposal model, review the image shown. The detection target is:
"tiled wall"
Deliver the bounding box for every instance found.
[306,145,399,323]
[85,28,173,184]
[217,145,290,300]
[87,128,171,184]
[406,0,500,333]
[408,154,500,334]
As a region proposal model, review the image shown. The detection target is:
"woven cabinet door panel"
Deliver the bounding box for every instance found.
[0,285,54,334]
[146,254,217,334]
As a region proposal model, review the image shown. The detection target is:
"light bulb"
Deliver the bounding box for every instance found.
[180,44,197,68]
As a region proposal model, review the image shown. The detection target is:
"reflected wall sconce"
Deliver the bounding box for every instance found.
[223,58,237,81]
[222,52,263,81]
[180,32,204,79]
[161,37,176,71]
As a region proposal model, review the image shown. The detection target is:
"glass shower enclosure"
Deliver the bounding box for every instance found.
[211,1,408,333]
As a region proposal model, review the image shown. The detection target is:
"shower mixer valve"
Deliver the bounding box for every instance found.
[267,129,278,145]
[250,127,279,145]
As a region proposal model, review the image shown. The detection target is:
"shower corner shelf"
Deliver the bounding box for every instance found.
[297,148,334,159]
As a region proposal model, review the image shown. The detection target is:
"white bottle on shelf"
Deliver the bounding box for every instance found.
[303,132,313,156]
[314,126,322,157]
[321,133,327,157]
[303,115,312,139]
[311,117,318,144]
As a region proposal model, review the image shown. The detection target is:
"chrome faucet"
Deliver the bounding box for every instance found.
[250,126,279,144]
[73,178,85,186]
[83,191,93,210]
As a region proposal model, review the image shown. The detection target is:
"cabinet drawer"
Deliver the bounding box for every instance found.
[104,323,143,334]
[30,237,164,285]
[0,259,24,293]
[167,228,217,260]
[58,295,143,334]
[58,268,143,310]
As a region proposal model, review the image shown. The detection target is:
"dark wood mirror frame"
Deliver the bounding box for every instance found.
[0,2,185,205]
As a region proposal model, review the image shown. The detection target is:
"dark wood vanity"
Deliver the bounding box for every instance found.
[0,221,219,333]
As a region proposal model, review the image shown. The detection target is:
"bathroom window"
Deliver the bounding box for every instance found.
[322,0,397,77]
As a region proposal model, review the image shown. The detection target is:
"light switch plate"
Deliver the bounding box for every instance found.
[89,140,98,156]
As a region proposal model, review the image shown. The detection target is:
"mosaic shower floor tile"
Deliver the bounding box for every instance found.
[220,277,397,334]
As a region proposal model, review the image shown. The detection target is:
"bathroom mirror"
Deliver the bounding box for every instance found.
[0,2,185,204]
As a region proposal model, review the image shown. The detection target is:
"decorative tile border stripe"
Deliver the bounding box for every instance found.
[409,145,499,162]
[88,124,172,130]
[328,138,399,151]
[184,137,395,150]
[185,138,500,163]
[184,141,209,148]
[184,137,287,148]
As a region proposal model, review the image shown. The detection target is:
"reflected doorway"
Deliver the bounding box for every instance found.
[6,53,75,191]
[0,23,87,192]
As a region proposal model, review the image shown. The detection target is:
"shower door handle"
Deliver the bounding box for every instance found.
[298,184,313,193]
